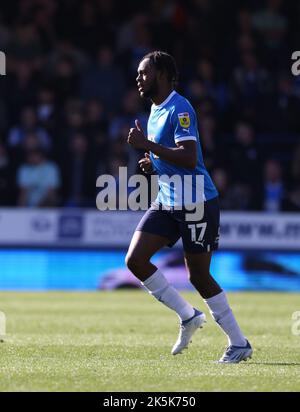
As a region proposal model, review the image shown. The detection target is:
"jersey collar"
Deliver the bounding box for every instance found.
[152,90,177,109]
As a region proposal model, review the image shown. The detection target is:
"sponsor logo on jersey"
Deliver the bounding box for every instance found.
[178,112,190,128]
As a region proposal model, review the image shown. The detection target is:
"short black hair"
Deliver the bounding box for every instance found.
[141,50,179,86]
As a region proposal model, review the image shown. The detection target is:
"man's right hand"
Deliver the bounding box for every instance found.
[138,153,153,174]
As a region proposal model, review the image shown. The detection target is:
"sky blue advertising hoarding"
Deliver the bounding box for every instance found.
[0,249,299,291]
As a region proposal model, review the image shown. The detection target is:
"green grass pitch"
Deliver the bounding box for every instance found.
[0,291,299,392]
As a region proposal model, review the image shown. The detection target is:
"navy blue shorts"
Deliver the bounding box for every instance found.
[135,197,220,254]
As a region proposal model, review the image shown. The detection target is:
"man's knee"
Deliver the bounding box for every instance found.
[125,251,147,273]
[189,270,221,297]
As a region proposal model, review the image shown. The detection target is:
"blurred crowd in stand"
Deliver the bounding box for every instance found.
[0,0,300,211]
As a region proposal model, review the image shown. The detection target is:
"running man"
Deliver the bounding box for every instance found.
[126,51,252,363]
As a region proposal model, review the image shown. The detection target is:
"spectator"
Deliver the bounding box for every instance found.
[7,106,52,151]
[46,38,89,75]
[74,2,101,57]
[0,100,8,133]
[8,22,43,69]
[186,78,207,104]
[17,148,60,207]
[281,144,300,211]
[212,167,253,210]
[230,121,261,209]
[51,55,79,105]
[199,115,225,172]
[0,12,11,50]
[56,101,85,159]
[192,58,228,112]
[6,59,40,122]
[237,9,253,36]
[117,13,153,73]
[252,0,290,70]
[283,183,300,211]
[231,51,273,126]
[85,98,107,138]
[269,74,300,132]
[31,0,58,52]
[60,133,95,207]
[252,0,287,48]
[0,142,15,205]
[36,86,56,130]
[80,45,126,113]
[260,159,284,212]
[0,0,298,210]
[109,88,148,141]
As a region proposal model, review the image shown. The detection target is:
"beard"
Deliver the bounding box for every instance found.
[141,78,159,99]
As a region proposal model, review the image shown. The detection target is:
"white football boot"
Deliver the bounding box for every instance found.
[171,309,206,355]
[217,340,253,363]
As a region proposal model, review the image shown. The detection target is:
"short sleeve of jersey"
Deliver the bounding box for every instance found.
[170,100,197,144]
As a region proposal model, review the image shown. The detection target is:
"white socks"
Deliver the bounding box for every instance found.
[204,291,246,347]
[142,269,195,322]
[142,271,246,347]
